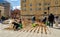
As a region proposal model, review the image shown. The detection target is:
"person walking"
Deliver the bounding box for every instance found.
[48,13,54,27]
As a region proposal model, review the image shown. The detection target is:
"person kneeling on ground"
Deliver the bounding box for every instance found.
[12,22,20,30]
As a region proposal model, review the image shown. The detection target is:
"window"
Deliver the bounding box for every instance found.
[29,0,32,2]
[48,3,50,5]
[30,8,32,11]
[44,3,50,5]
[39,3,41,6]
[2,3,5,5]
[23,0,26,2]
[55,7,58,9]
[0,10,1,13]
[55,0,58,4]
[22,7,26,11]
[0,10,1,15]
[30,4,32,6]
[44,3,47,5]
[44,8,48,10]
[23,4,26,7]
[39,8,41,10]
[0,10,1,12]
[36,8,41,10]
[37,3,41,6]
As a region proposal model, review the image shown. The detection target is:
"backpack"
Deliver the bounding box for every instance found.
[19,23,23,29]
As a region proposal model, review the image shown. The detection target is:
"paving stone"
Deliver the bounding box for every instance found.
[0,23,60,37]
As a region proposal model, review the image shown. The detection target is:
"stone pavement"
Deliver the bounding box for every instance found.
[0,23,60,37]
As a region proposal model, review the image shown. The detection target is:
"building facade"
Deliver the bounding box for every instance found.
[21,0,60,19]
[0,0,10,18]
[11,9,20,19]
[0,6,4,19]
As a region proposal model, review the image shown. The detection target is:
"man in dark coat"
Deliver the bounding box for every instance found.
[48,14,54,27]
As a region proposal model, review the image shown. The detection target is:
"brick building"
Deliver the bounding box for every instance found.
[0,0,10,18]
[21,0,60,19]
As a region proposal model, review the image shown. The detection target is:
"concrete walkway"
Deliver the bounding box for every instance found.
[0,23,60,37]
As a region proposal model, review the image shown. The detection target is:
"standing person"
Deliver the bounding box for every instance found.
[32,16,35,23]
[48,13,54,27]
[55,16,59,27]
[32,16,36,27]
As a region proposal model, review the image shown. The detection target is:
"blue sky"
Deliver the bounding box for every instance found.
[6,0,21,10]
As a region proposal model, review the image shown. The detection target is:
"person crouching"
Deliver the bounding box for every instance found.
[12,22,20,30]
